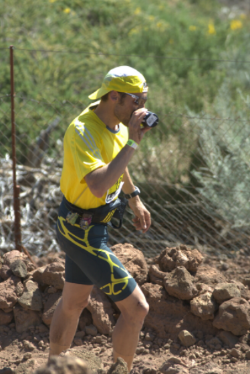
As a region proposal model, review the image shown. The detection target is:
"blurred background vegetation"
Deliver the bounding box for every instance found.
[1,0,250,250]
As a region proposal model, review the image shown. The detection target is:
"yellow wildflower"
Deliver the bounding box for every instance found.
[49,0,56,2]
[240,14,246,20]
[134,7,141,15]
[189,25,197,31]
[148,15,155,21]
[230,20,243,31]
[128,28,139,36]
[208,23,216,35]
[63,8,71,14]
[169,39,174,44]
[156,21,169,31]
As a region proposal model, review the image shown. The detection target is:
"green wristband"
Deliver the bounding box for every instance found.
[126,139,138,150]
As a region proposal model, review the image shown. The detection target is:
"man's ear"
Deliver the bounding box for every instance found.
[109,91,119,101]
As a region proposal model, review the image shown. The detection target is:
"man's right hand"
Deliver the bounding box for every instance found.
[128,108,152,145]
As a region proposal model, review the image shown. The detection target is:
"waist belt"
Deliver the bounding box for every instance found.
[63,196,128,230]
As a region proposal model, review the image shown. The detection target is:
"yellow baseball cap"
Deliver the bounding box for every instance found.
[88,66,148,100]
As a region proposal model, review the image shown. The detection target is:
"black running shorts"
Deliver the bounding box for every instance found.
[56,199,137,302]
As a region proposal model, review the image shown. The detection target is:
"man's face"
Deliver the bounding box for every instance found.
[113,92,148,126]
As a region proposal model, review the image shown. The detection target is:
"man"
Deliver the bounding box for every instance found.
[49,66,152,372]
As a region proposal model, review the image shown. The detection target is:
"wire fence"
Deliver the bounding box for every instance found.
[1,46,250,259]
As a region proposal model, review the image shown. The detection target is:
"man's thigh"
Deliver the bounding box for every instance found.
[61,282,93,311]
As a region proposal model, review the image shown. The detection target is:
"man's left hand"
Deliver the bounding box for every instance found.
[128,197,151,233]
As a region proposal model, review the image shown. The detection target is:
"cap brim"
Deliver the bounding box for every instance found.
[88,87,110,100]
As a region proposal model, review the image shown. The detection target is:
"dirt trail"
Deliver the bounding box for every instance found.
[1,245,250,373]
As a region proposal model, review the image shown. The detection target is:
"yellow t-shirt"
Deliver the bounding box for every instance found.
[60,102,128,209]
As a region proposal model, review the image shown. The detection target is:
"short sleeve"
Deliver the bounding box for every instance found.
[71,120,105,181]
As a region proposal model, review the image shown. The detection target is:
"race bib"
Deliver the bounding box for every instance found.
[105,177,124,204]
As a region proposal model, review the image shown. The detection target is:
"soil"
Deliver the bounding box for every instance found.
[1,246,250,374]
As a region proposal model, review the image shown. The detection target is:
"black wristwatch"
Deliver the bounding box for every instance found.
[124,186,140,199]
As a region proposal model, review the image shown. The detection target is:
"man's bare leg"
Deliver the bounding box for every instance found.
[112,285,149,372]
[49,282,93,356]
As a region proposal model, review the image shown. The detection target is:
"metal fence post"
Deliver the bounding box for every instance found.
[10,45,22,252]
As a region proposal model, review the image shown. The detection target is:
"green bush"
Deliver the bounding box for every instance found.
[190,79,250,228]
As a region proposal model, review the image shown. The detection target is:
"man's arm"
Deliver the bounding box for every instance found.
[85,145,135,198]
[122,167,151,233]
[85,108,149,197]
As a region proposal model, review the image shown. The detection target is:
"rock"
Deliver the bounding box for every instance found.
[0,310,13,325]
[190,291,217,320]
[0,265,12,280]
[61,347,103,372]
[241,277,250,288]
[164,366,188,374]
[37,323,49,333]
[195,283,213,294]
[206,337,222,350]
[194,264,226,286]
[178,330,196,347]
[13,304,41,333]
[12,358,36,373]
[85,324,98,336]
[148,264,165,286]
[16,281,24,297]
[159,358,189,374]
[217,330,238,348]
[230,347,241,358]
[202,368,222,374]
[32,262,65,289]
[141,283,217,339]
[75,331,86,339]
[73,338,83,346]
[0,276,24,309]
[229,280,250,301]
[1,307,13,313]
[47,286,58,294]
[111,243,148,285]
[9,259,27,278]
[18,280,43,311]
[212,283,241,304]
[79,309,93,331]
[245,350,250,360]
[239,332,250,344]
[3,250,27,266]
[158,245,203,273]
[42,291,62,325]
[107,357,128,374]
[0,369,15,374]
[145,331,155,341]
[213,297,250,335]
[3,251,35,273]
[23,352,32,360]
[23,340,36,351]
[33,355,91,374]
[164,266,198,300]
[87,286,115,334]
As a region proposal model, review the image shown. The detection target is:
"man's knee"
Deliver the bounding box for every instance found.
[61,295,89,314]
[123,298,149,324]
[135,299,149,320]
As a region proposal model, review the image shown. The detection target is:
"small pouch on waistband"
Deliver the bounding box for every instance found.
[109,197,128,229]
